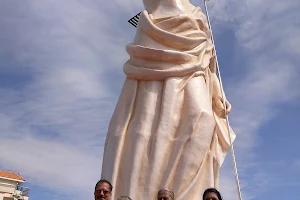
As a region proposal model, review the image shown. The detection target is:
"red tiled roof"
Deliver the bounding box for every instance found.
[0,170,25,181]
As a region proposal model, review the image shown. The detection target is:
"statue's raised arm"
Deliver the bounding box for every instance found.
[101,0,236,199]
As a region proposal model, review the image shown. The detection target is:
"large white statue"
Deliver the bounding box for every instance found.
[101,0,236,199]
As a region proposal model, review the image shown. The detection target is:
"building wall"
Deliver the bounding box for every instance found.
[0,178,18,186]
[0,178,17,194]
[0,177,29,199]
[0,193,28,200]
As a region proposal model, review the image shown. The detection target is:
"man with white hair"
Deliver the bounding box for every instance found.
[157,188,175,200]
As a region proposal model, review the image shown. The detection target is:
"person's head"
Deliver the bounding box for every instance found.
[94,180,113,200]
[202,188,222,200]
[157,188,175,200]
[116,196,132,200]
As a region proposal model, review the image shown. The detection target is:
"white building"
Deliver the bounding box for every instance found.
[0,170,29,200]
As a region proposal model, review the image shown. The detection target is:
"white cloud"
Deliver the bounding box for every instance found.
[0,0,129,199]
[0,137,102,197]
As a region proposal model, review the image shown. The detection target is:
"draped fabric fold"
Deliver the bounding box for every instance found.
[101,7,235,200]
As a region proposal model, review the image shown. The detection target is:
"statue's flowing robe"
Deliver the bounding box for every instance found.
[101,7,235,200]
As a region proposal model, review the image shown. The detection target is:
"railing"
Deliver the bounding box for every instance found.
[16,185,30,196]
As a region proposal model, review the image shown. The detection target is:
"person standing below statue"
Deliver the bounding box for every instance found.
[101,0,236,199]
[157,188,175,200]
[94,180,113,200]
[203,188,223,200]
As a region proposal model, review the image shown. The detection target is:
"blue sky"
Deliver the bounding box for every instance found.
[0,0,299,200]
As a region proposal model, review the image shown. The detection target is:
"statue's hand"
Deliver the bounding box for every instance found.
[212,96,231,118]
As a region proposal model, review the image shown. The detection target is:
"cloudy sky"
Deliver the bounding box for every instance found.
[0,0,299,199]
